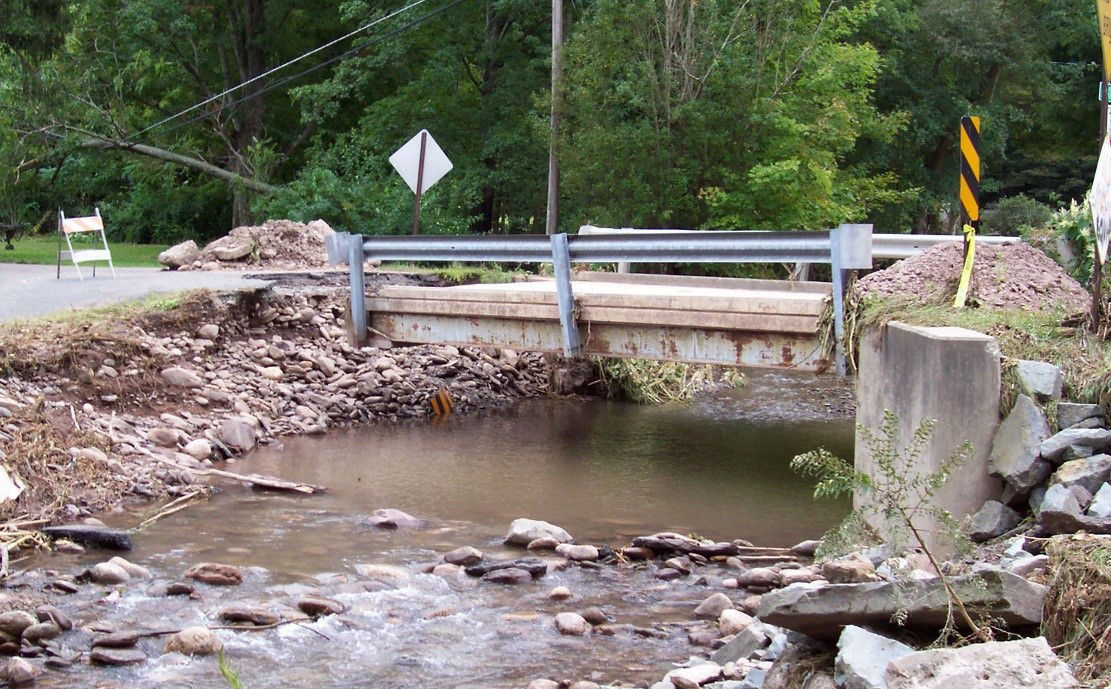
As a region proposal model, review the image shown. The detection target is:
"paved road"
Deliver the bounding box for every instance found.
[0,264,270,321]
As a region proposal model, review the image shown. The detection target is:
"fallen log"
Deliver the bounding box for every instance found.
[40,525,132,551]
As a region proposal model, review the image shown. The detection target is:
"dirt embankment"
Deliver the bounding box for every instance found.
[855,242,1089,313]
[0,288,552,528]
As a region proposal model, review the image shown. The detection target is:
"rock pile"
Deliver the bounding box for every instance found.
[159,219,336,271]
[970,359,1111,542]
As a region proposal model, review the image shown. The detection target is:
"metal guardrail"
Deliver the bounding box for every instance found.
[579,225,1022,262]
[328,224,874,376]
[871,233,1019,259]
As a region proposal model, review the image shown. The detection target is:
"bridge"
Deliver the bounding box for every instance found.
[329,226,872,375]
[366,273,833,371]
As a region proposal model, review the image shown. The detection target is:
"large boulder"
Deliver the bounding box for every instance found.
[1015,360,1063,402]
[989,395,1052,493]
[835,626,914,689]
[504,518,572,546]
[1049,455,1111,495]
[1039,429,1111,463]
[158,240,199,269]
[1057,403,1105,430]
[885,636,1076,689]
[756,570,1045,641]
[216,419,257,453]
[203,235,255,261]
[968,500,1021,542]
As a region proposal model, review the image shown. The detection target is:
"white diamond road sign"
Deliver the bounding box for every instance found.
[1091,137,1111,263]
[389,129,452,195]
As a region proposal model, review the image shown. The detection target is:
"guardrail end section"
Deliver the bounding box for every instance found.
[327,232,353,266]
[836,223,873,270]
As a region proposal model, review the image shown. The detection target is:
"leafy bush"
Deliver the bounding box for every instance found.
[1022,199,1094,284]
[982,194,1053,237]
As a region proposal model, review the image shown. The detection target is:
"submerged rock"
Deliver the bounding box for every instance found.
[90,647,146,665]
[443,546,483,566]
[465,558,547,578]
[885,636,1076,689]
[4,657,40,687]
[554,612,589,636]
[481,567,533,585]
[185,562,244,586]
[164,626,223,656]
[367,508,422,529]
[297,597,345,617]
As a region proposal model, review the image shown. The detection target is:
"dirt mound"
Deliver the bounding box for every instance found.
[855,241,1089,313]
[167,219,334,271]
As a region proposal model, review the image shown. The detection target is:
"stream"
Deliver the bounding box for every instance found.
[27,370,853,688]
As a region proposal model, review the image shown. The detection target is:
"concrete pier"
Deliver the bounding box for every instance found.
[855,322,1002,550]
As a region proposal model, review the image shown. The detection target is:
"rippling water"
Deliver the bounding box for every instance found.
[34,370,853,688]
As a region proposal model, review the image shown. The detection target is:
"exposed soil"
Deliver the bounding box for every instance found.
[855,242,1089,313]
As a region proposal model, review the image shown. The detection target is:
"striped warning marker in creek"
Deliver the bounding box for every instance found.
[959,115,982,226]
[429,387,454,417]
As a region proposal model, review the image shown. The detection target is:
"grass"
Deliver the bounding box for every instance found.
[381,261,525,284]
[1,291,188,330]
[595,358,745,404]
[849,294,1111,408]
[1,235,167,267]
[1043,536,1111,685]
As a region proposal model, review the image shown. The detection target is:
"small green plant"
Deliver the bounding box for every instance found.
[219,650,245,689]
[791,409,990,642]
[1022,199,1095,284]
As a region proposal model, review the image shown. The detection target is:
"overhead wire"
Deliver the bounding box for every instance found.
[135,0,476,145]
[133,0,434,138]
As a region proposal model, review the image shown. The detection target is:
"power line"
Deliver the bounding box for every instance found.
[144,0,475,144]
[133,0,434,138]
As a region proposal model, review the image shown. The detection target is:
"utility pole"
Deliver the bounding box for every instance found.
[545,0,563,236]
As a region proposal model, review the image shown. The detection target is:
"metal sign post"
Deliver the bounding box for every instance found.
[389,129,453,236]
[954,115,982,308]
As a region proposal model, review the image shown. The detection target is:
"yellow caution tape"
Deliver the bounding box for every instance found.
[953,224,977,308]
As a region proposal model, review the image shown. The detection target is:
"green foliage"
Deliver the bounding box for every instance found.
[218,650,245,689]
[982,194,1053,237]
[0,0,1103,243]
[596,358,744,405]
[1023,199,1095,284]
[791,410,973,559]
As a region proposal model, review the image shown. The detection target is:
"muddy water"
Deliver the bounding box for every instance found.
[39,371,853,688]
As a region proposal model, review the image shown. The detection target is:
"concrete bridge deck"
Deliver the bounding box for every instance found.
[365,273,833,371]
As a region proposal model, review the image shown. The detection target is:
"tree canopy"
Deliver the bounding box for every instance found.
[0,0,1103,243]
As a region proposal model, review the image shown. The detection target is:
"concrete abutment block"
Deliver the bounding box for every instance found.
[855,322,1002,551]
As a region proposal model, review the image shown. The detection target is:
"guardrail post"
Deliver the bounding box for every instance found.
[550,233,582,356]
[349,234,367,345]
[830,227,848,377]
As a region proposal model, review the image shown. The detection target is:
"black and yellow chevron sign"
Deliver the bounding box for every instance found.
[429,387,454,417]
[959,115,982,225]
